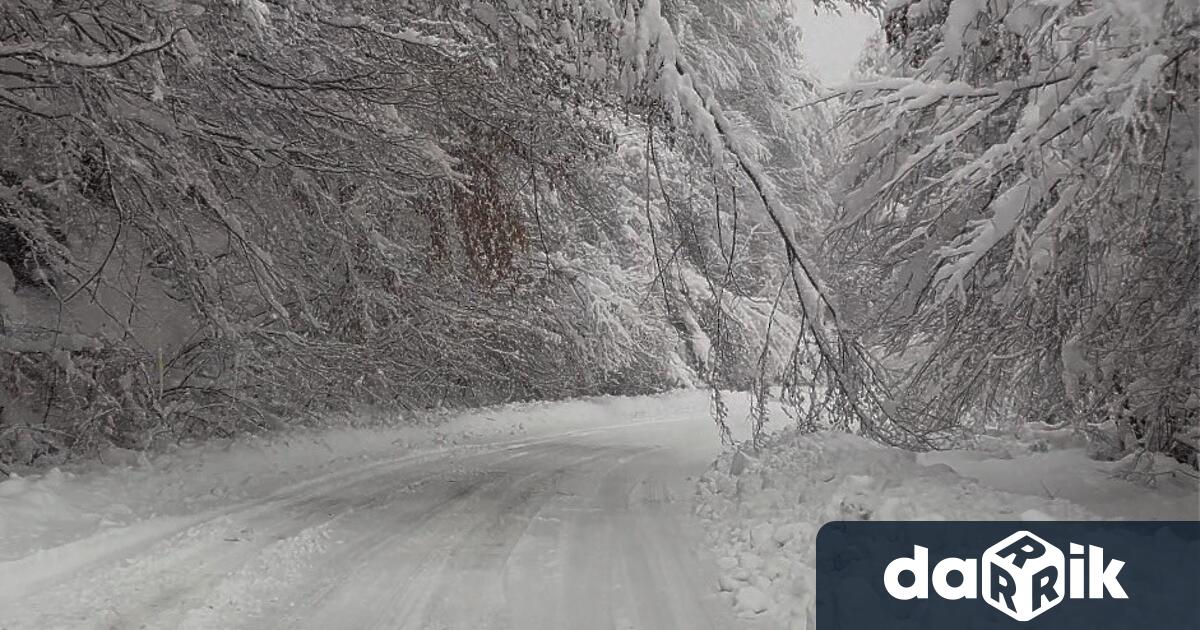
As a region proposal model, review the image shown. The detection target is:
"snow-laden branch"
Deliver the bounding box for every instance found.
[1,29,184,68]
[316,15,463,52]
[623,0,840,328]
[827,0,1199,455]
[615,0,932,445]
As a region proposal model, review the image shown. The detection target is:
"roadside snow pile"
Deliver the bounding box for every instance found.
[0,468,99,554]
[924,424,1199,521]
[695,429,1113,628]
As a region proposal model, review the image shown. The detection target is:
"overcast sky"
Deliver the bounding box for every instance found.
[791,2,880,85]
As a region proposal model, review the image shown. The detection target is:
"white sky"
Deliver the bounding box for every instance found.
[790,1,880,85]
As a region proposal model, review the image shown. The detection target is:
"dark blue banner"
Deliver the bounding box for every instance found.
[816,521,1199,629]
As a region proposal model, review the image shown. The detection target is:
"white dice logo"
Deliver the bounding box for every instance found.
[982,531,1065,621]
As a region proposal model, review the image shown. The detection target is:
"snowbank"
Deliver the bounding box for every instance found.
[694,428,1198,628]
[922,430,1199,521]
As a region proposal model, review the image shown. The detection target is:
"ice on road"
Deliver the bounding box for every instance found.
[0,408,755,630]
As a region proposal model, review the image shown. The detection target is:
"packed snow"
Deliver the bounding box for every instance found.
[0,392,757,630]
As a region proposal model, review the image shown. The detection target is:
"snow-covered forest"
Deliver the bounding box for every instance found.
[0,0,1196,627]
[1,0,823,462]
[2,0,1195,466]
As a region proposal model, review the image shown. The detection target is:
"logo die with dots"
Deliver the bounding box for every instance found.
[883,530,1128,621]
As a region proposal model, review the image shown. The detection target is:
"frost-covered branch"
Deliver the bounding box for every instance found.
[829,0,1199,459]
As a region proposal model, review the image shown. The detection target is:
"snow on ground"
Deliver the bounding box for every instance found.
[0,393,715,564]
[921,426,1199,521]
[0,390,759,630]
[4,390,1195,629]
[694,426,1198,628]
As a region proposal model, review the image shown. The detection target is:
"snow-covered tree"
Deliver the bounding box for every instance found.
[0,0,847,460]
[831,0,1199,461]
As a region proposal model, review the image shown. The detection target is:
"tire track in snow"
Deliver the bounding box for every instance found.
[1,413,759,630]
[0,441,553,630]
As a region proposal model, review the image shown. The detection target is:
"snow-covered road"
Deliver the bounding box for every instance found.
[0,410,754,630]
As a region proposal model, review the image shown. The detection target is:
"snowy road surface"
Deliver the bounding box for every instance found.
[0,410,755,630]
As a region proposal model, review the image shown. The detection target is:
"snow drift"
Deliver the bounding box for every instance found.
[694,427,1198,628]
